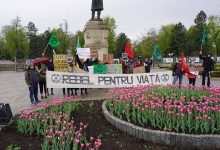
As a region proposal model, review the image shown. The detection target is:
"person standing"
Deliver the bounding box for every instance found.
[144,57,153,73]
[172,57,184,86]
[199,51,214,87]
[46,58,54,95]
[67,58,79,96]
[76,54,89,95]
[38,64,47,99]
[135,56,143,67]
[187,61,199,86]
[25,63,40,105]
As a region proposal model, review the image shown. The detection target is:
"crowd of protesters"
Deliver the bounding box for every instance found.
[172,51,214,88]
[24,52,215,105]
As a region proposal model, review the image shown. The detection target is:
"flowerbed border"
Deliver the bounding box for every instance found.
[102,100,220,149]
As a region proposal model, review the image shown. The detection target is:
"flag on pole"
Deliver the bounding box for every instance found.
[153,45,162,60]
[201,28,207,45]
[181,52,189,73]
[52,49,56,55]
[77,37,82,48]
[48,34,60,48]
[124,41,134,58]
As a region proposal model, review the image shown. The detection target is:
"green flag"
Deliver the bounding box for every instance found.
[93,64,107,74]
[153,45,162,60]
[48,34,60,48]
[77,37,82,48]
[201,28,207,45]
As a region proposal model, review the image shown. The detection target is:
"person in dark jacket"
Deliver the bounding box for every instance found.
[46,58,54,95]
[25,63,40,105]
[172,57,184,86]
[76,55,89,95]
[38,63,47,99]
[144,57,153,73]
[199,51,214,87]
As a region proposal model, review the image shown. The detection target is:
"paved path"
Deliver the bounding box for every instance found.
[0,70,219,115]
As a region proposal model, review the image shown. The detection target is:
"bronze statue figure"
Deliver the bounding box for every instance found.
[91,0,103,20]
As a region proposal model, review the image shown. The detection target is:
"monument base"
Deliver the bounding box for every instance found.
[84,21,108,61]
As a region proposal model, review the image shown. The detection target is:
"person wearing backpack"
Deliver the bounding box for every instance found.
[199,51,214,87]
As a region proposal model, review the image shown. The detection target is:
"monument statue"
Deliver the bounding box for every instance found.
[91,0,103,20]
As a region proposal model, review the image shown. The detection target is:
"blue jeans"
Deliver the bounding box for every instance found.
[29,84,39,104]
[173,74,183,85]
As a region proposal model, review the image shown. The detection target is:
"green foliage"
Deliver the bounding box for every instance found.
[168,22,187,56]
[72,30,84,52]
[103,16,117,56]
[51,21,71,54]
[207,15,220,56]
[194,10,207,28]
[115,33,129,58]
[6,145,21,150]
[211,71,220,77]
[157,24,175,56]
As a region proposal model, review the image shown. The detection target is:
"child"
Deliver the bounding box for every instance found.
[187,61,199,86]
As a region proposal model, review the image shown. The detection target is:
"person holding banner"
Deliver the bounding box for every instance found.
[76,54,89,95]
[199,51,214,87]
[46,58,54,96]
[67,58,79,96]
[187,61,199,86]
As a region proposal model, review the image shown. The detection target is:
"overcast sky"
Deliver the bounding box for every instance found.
[0,0,220,40]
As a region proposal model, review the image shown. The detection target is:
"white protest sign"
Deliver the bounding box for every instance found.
[163,58,173,63]
[47,71,172,89]
[77,48,91,59]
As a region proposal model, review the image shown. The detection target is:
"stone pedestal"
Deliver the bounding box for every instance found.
[84,21,108,61]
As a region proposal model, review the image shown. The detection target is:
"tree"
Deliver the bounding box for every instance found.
[157,24,175,56]
[51,20,71,54]
[168,22,187,56]
[103,16,117,55]
[0,35,6,60]
[194,10,207,28]
[115,33,129,58]
[207,15,220,56]
[26,22,39,58]
[71,30,84,55]
[193,10,209,52]
[4,17,29,59]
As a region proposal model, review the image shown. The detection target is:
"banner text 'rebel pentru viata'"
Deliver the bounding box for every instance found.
[47,71,172,88]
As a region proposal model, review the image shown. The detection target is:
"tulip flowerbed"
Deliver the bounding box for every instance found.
[16,97,101,150]
[106,85,220,134]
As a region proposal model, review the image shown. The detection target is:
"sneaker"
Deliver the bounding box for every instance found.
[41,96,44,99]
[36,100,42,103]
[51,93,54,95]
[45,96,48,98]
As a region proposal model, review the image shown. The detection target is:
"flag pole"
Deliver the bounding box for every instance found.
[200,43,203,52]
[42,42,49,56]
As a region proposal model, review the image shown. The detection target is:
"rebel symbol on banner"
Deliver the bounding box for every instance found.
[51,74,61,83]
[161,74,169,82]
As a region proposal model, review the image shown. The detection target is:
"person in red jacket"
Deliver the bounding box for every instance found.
[187,61,199,86]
